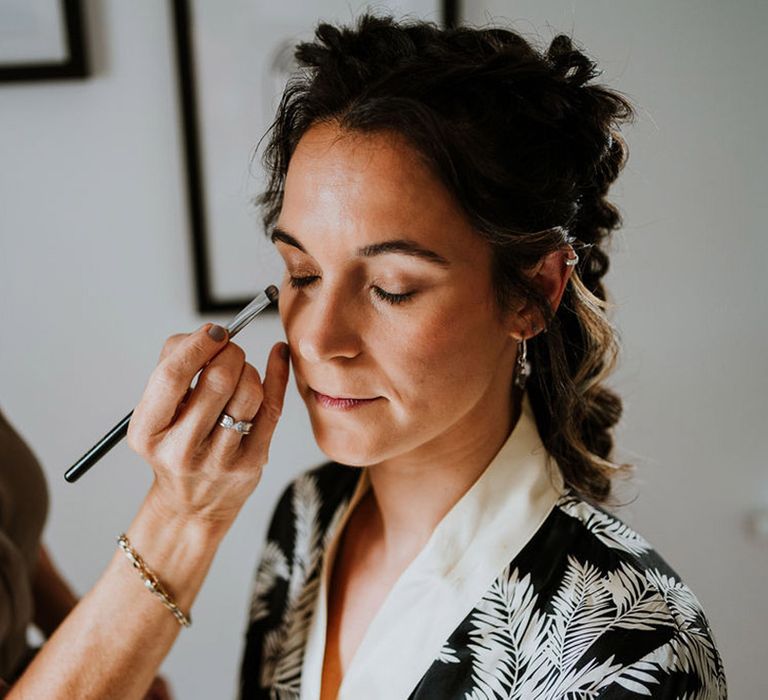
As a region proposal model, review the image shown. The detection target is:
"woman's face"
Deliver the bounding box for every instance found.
[274,122,520,467]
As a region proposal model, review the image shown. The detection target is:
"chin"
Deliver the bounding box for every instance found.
[313,431,381,466]
[309,420,390,466]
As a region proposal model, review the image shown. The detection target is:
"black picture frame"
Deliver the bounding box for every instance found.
[0,0,88,82]
[172,0,460,314]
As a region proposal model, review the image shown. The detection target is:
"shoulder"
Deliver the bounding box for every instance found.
[413,489,728,698]
[541,490,728,697]
[553,490,670,567]
[551,490,704,598]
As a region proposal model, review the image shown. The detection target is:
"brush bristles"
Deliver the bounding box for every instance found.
[265,285,279,303]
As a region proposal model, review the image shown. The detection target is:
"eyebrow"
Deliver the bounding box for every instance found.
[270,226,451,269]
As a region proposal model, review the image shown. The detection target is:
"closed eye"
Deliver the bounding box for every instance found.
[371,287,415,305]
[287,275,319,289]
[287,275,416,306]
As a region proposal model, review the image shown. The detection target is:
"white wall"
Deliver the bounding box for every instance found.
[0,1,764,698]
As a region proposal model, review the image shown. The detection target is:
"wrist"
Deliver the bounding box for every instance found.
[142,481,234,543]
[120,486,230,613]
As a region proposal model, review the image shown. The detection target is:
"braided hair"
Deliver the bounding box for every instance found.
[256,13,636,504]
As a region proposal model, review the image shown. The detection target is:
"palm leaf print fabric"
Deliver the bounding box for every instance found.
[239,464,726,699]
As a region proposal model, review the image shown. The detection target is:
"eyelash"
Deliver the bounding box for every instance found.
[288,275,415,305]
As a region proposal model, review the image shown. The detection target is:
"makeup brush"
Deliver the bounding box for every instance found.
[64,285,280,483]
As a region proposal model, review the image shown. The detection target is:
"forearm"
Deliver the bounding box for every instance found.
[10,486,228,700]
[7,327,289,697]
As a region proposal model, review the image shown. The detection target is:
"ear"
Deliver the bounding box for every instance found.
[509,246,577,340]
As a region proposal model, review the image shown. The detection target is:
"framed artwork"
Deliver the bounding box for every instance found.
[0,0,88,82]
[172,0,458,313]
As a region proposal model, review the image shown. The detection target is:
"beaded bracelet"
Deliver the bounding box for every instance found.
[117,533,192,628]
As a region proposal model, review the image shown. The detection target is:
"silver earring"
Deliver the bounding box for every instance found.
[513,337,531,390]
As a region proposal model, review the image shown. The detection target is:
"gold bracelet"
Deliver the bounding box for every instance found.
[117,533,192,628]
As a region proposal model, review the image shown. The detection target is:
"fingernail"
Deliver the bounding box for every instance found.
[280,343,290,360]
[208,324,227,342]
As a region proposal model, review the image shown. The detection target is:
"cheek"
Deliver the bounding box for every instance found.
[389,303,504,405]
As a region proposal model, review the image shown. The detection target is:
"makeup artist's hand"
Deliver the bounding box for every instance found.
[127,323,290,529]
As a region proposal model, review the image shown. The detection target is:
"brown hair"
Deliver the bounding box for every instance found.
[255,12,635,504]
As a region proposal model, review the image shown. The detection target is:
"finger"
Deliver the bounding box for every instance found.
[208,362,264,462]
[159,335,211,394]
[240,342,290,465]
[157,333,188,364]
[169,341,246,446]
[131,324,229,438]
[169,386,193,423]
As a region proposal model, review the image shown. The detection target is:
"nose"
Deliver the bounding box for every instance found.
[294,285,363,363]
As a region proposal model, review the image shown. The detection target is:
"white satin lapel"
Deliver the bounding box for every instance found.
[301,393,565,700]
[300,467,371,700]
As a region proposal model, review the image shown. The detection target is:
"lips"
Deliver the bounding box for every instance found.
[311,388,380,410]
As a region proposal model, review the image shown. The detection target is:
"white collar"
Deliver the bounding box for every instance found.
[300,392,565,700]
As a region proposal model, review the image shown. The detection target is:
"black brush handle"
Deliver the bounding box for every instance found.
[64,411,133,483]
[64,285,279,485]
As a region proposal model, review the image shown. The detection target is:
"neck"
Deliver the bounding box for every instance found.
[363,386,524,568]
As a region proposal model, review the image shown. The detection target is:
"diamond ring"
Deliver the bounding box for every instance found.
[218,412,253,435]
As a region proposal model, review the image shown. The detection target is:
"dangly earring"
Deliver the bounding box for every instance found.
[513,336,531,390]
